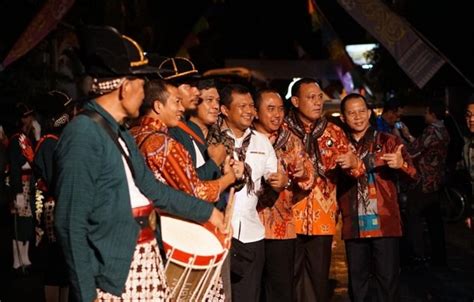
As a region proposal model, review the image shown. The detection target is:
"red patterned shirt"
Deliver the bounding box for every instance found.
[259,126,314,239]
[131,117,220,202]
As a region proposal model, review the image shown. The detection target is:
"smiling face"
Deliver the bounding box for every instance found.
[341,96,371,140]
[291,82,324,124]
[196,87,220,126]
[156,85,185,128]
[255,91,285,134]
[221,91,255,135]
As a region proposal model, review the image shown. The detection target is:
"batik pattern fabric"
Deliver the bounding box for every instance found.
[131,117,225,301]
[97,239,171,301]
[131,117,220,202]
[354,128,382,237]
[337,128,418,240]
[285,116,365,236]
[407,120,450,193]
[207,117,252,192]
[259,125,315,239]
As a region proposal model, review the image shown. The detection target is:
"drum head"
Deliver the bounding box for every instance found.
[161,215,225,268]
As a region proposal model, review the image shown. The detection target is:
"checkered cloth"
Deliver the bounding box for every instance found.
[91,77,126,95]
[97,238,171,301]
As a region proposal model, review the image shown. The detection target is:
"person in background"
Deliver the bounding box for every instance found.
[54,25,226,302]
[32,90,76,302]
[375,98,403,134]
[8,102,36,275]
[253,89,314,302]
[338,93,417,302]
[401,99,450,267]
[462,94,474,233]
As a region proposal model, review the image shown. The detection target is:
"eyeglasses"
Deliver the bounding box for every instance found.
[465,111,474,118]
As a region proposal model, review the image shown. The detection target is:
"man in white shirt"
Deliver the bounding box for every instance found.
[208,84,287,301]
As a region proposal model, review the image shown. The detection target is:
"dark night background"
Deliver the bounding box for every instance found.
[0,0,473,123]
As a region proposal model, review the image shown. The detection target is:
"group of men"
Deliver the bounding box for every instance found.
[7,24,470,302]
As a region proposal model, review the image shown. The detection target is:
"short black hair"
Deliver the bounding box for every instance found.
[427,99,446,120]
[197,78,219,91]
[340,93,369,113]
[141,79,174,115]
[383,98,402,113]
[467,93,474,107]
[254,88,281,111]
[220,84,251,108]
[291,78,319,97]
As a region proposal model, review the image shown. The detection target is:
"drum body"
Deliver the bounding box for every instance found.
[161,215,229,301]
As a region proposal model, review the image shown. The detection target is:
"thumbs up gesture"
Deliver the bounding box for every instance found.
[380,144,405,169]
[267,164,289,192]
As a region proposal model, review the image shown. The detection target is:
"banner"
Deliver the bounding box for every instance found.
[1,0,75,69]
[311,0,356,92]
[337,0,445,88]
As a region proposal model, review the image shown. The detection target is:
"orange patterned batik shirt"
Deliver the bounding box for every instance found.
[131,117,220,202]
[291,122,365,236]
[258,127,314,240]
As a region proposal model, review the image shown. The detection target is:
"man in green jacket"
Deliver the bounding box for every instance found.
[54,25,226,302]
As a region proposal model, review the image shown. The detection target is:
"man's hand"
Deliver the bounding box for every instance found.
[208,144,227,166]
[291,158,305,179]
[231,160,245,180]
[209,208,228,234]
[380,145,405,169]
[267,166,289,192]
[335,150,359,169]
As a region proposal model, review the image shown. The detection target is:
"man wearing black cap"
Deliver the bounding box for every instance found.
[54,26,226,302]
[159,57,227,181]
[32,90,76,302]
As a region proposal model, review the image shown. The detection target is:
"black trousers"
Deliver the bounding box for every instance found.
[231,239,265,302]
[345,237,400,302]
[294,235,333,302]
[407,188,446,265]
[261,239,295,302]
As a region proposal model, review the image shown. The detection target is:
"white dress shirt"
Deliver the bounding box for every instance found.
[229,128,277,243]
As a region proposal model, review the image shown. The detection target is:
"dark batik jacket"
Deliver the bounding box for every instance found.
[337,128,417,240]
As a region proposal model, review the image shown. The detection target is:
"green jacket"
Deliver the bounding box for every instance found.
[54,100,214,302]
[169,120,221,180]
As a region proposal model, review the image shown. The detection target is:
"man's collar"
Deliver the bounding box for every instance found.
[85,100,121,132]
[221,121,254,140]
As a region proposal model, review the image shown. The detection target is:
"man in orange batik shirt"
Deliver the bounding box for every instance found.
[286,78,365,302]
[254,89,314,302]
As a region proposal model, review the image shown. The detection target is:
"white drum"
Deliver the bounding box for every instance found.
[161,214,229,301]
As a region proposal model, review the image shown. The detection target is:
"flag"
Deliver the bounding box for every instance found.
[1,0,75,69]
[313,1,356,92]
[337,0,445,88]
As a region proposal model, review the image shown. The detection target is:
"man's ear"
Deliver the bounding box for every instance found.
[119,79,131,100]
[340,114,346,124]
[153,100,162,115]
[220,104,229,118]
[290,96,299,108]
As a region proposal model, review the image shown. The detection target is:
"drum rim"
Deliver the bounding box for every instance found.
[163,241,227,269]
